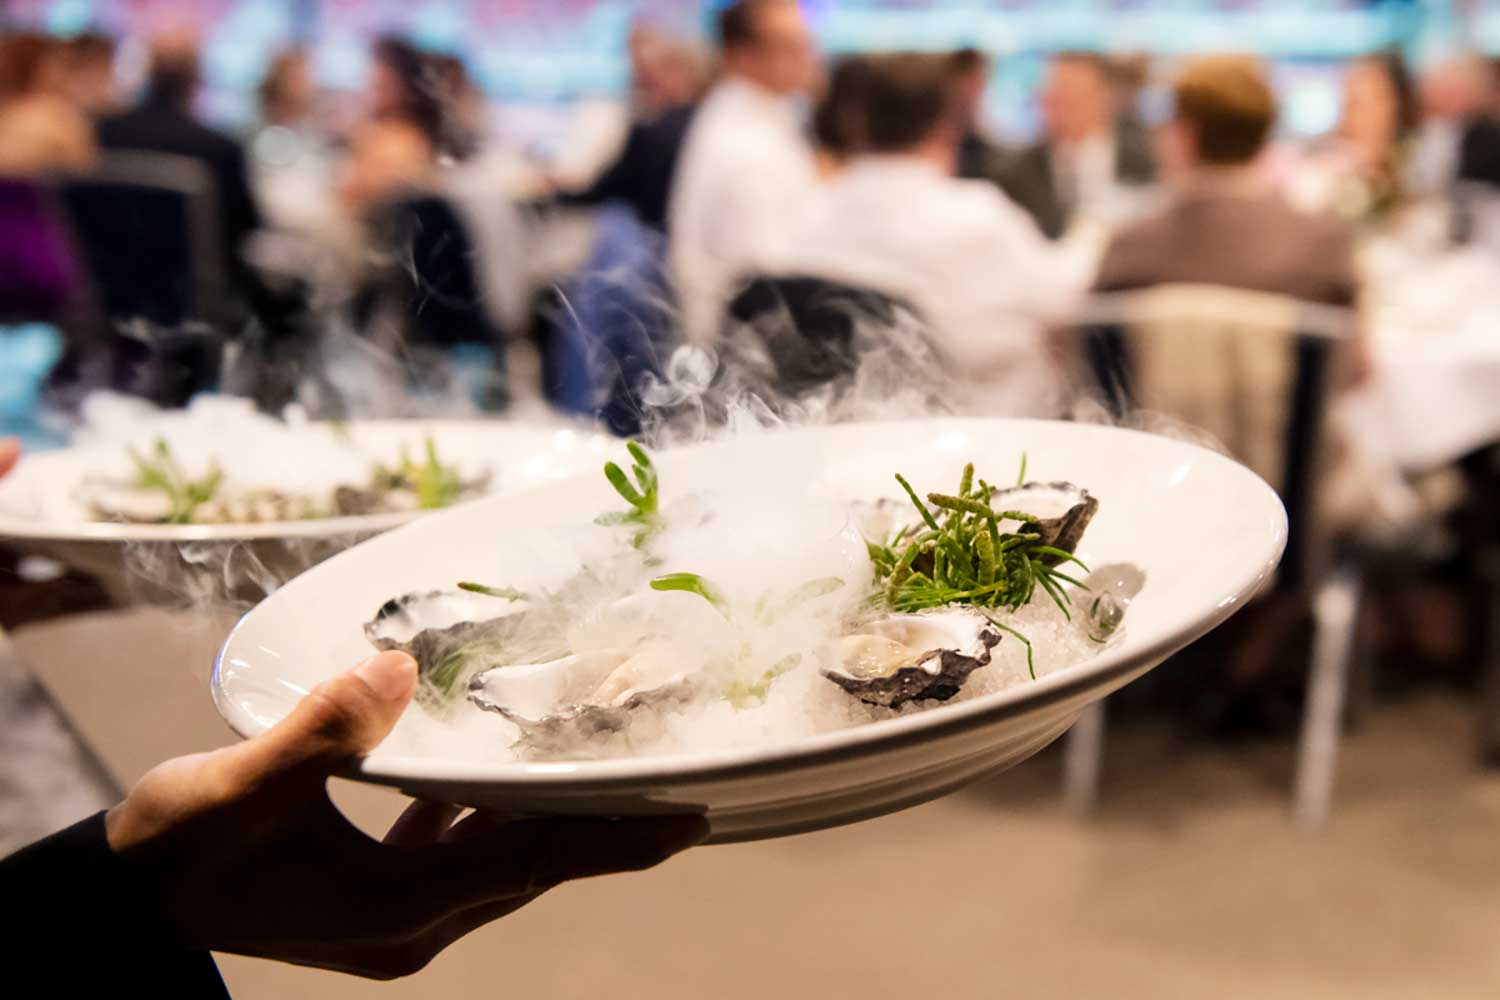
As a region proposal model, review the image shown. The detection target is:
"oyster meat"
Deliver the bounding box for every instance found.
[824,608,1001,707]
[468,638,697,750]
[989,481,1098,561]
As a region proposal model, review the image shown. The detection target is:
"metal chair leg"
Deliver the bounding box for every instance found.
[1063,699,1107,817]
[1294,566,1362,830]
[1475,547,1500,765]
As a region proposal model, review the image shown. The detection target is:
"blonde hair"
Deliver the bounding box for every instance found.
[1174,55,1276,165]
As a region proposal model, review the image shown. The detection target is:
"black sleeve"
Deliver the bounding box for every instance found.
[0,811,231,997]
[559,123,644,211]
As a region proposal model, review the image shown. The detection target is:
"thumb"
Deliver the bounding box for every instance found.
[228,651,418,782]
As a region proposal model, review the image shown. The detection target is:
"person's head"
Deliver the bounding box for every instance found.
[636,36,710,112]
[1340,51,1417,163]
[1160,55,1276,174]
[336,117,436,218]
[948,47,989,129]
[1419,53,1490,123]
[370,36,444,147]
[258,47,313,127]
[145,29,202,111]
[64,32,118,114]
[718,0,816,97]
[1040,51,1114,145]
[861,52,961,168]
[812,55,875,163]
[0,33,68,101]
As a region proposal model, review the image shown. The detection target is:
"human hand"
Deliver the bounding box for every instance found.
[106,651,707,979]
[0,438,18,479]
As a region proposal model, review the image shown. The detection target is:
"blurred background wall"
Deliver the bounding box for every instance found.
[6,1,1496,153]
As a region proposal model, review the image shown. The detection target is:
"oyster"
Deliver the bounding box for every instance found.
[823,609,1001,707]
[989,481,1098,561]
[365,588,529,679]
[75,475,177,523]
[468,638,697,750]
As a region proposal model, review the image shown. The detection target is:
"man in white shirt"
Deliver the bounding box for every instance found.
[667,0,820,342]
[789,53,1094,416]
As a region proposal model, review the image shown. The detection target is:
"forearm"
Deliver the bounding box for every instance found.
[0,811,230,996]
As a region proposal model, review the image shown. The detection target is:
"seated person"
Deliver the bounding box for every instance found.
[787,52,1092,416]
[0,32,95,175]
[991,52,1156,239]
[97,32,261,285]
[1096,56,1364,315]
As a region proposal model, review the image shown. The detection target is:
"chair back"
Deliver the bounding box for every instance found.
[59,151,226,328]
[360,193,507,410]
[723,275,926,398]
[1080,284,1356,589]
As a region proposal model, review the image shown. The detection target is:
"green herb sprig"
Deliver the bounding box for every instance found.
[595,441,660,547]
[372,435,466,510]
[129,438,223,524]
[867,460,1089,679]
[649,572,726,609]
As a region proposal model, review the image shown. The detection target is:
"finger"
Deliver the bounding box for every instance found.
[226,651,417,783]
[414,813,710,910]
[0,438,19,479]
[384,800,463,848]
[419,891,547,957]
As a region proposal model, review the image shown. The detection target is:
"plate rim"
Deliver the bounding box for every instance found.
[0,419,595,544]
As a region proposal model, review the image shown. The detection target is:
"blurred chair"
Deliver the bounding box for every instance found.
[54,151,228,406]
[726,276,900,394]
[360,193,507,411]
[1070,284,1359,828]
[59,151,227,328]
[719,274,932,409]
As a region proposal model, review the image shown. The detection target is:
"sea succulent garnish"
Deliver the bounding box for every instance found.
[372,435,466,510]
[594,441,661,548]
[865,459,1092,680]
[128,437,223,524]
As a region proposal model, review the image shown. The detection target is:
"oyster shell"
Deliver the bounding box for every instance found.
[468,639,697,751]
[989,481,1098,561]
[823,608,1001,707]
[75,476,176,523]
[365,589,529,678]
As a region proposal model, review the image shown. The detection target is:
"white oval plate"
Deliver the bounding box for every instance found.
[214,419,1286,843]
[0,420,613,544]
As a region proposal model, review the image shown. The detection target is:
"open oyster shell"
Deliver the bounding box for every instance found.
[824,608,1001,708]
[75,476,177,523]
[364,588,529,678]
[989,481,1098,561]
[468,639,697,753]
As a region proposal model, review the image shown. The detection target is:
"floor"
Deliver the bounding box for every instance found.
[4,611,1500,998]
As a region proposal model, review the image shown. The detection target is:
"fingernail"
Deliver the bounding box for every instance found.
[354,651,418,701]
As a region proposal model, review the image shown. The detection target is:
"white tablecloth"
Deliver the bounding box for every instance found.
[1342,241,1500,473]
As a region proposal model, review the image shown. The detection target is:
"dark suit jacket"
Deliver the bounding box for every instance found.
[97,92,262,275]
[991,115,1156,239]
[560,102,696,232]
[1458,115,1500,189]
